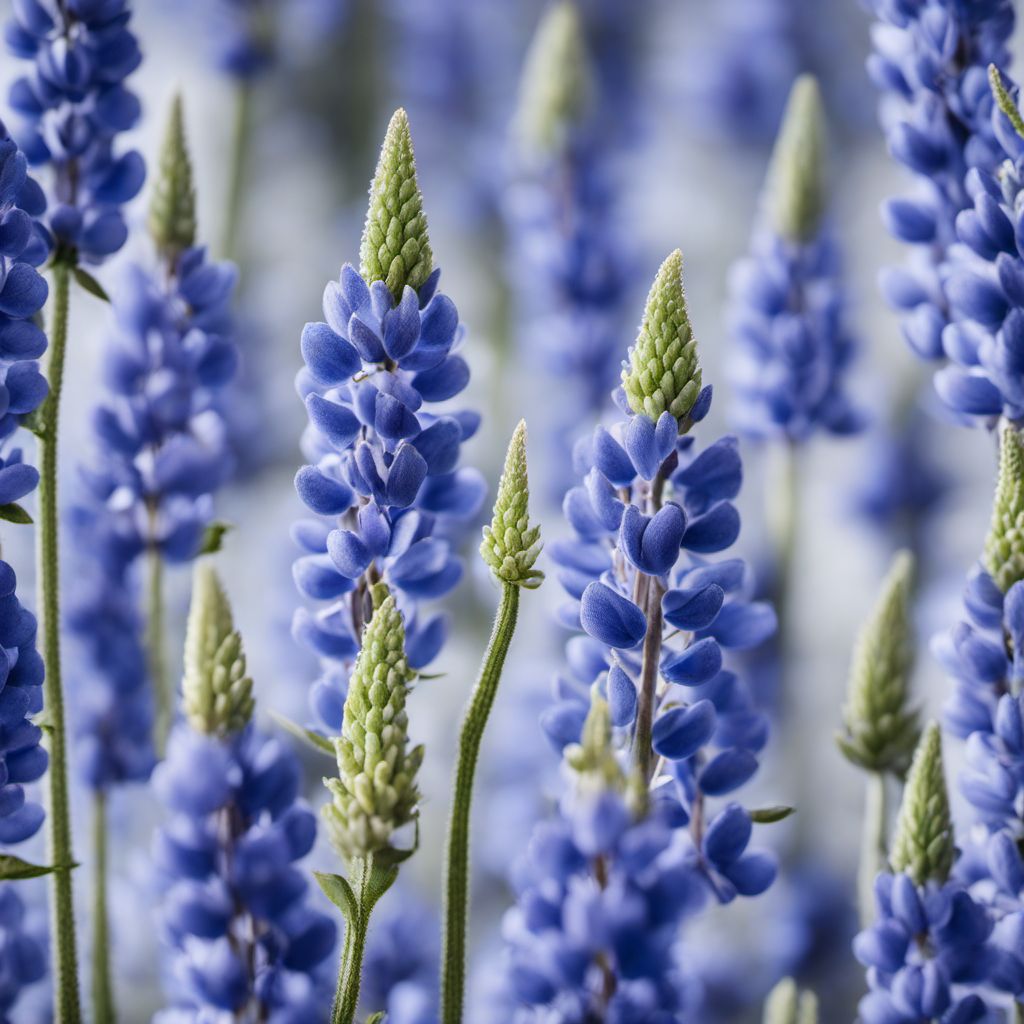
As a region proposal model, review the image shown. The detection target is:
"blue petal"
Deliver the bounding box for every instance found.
[579,581,646,650]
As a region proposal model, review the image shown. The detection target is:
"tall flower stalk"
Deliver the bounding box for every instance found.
[65,95,239,1023]
[4,5,146,1015]
[152,565,336,1020]
[292,107,484,733]
[504,252,780,1015]
[441,421,542,1024]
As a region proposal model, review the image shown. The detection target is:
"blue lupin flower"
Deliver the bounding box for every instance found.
[728,75,863,441]
[292,109,484,732]
[503,2,632,453]
[0,885,46,1019]
[866,0,1014,379]
[67,97,239,775]
[153,567,336,1020]
[5,0,145,264]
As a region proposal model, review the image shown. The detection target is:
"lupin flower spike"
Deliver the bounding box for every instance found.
[442,423,542,1023]
[182,565,254,737]
[763,978,819,1024]
[513,0,592,157]
[323,589,422,861]
[148,93,197,260]
[838,551,919,776]
[359,109,433,300]
[984,424,1024,592]
[480,420,543,589]
[766,74,825,243]
[621,249,701,427]
[889,722,954,886]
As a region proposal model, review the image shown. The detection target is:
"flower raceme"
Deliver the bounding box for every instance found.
[293,109,484,732]
[5,0,145,263]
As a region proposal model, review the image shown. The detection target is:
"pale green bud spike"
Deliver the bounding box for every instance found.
[565,688,623,790]
[762,978,818,1024]
[621,250,702,429]
[322,594,422,861]
[149,93,197,259]
[359,109,433,300]
[837,551,920,777]
[890,722,954,886]
[513,1,593,157]
[182,565,255,737]
[984,423,1024,592]
[480,420,543,589]
[766,75,826,242]
[990,65,1024,141]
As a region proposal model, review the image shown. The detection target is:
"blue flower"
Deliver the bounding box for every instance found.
[866,0,1014,390]
[292,117,485,731]
[0,559,46,846]
[5,0,145,263]
[0,885,46,1019]
[853,873,1001,1023]
[153,725,336,1018]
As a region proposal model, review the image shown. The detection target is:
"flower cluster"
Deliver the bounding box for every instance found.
[293,108,484,732]
[853,725,1020,1022]
[153,568,336,1020]
[728,75,862,442]
[0,885,46,1019]
[868,0,1014,380]
[66,100,239,785]
[503,252,778,1017]
[504,2,631,454]
[5,0,145,263]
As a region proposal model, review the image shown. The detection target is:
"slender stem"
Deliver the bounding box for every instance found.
[221,80,253,262]
[147,543,170,751]
[91,791,114,1024]
[333,854,375,1024]
[441,583,521,1024]
[768,440,799,646]
[632,575,665,783]
[37,260,81,1023]
[858,771,888,928]
[1014,1000,1024,1024]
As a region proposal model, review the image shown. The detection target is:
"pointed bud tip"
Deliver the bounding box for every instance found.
[149,92,196,258]
[621,250,701,429]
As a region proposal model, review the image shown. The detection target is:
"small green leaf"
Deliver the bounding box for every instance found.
[72,267,110,303]
[750,805,797,824]
[271,712,335,756]
[365,1014,386,1024]
[0,503,33,525]
[415,671,446,681]
[0,855,70,880]
[198,520,233,556]
[315,871,357,922]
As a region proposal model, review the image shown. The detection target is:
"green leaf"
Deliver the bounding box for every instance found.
[750,805,797,824]
[72,267,110,303]
[0,503,32,525]
[365,1014,386,1024]
[415,671,446,681]
[0,855,71,880]
[198,520,233,556]
[315,871,357,922]
[270,712,335,756]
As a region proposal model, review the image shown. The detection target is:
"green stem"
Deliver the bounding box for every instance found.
[768,440,799,644]
[858,771,888,928]
[332,854,375,1024]
[91,791,114,1024]
[632,574,665,784]
[37,260,81,1023]
[147,544,170,751]
[441,583,521,1024]
[1014,1000,1024,1024]
[221,80,253,262]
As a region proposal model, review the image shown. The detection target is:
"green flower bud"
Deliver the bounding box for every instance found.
[359,108,433,301]
[621,250,702,428]
[762,978,818,1024]
[890,722,954,886]
[322,594,422,861]
[513,1,592,157]
[565,688,623,791]
[766,75,826,243]
[984,423,1024,592]
[148,93,197,260]
[182,565,254,737]
[837,551,920,776]
[480,420,543,589]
